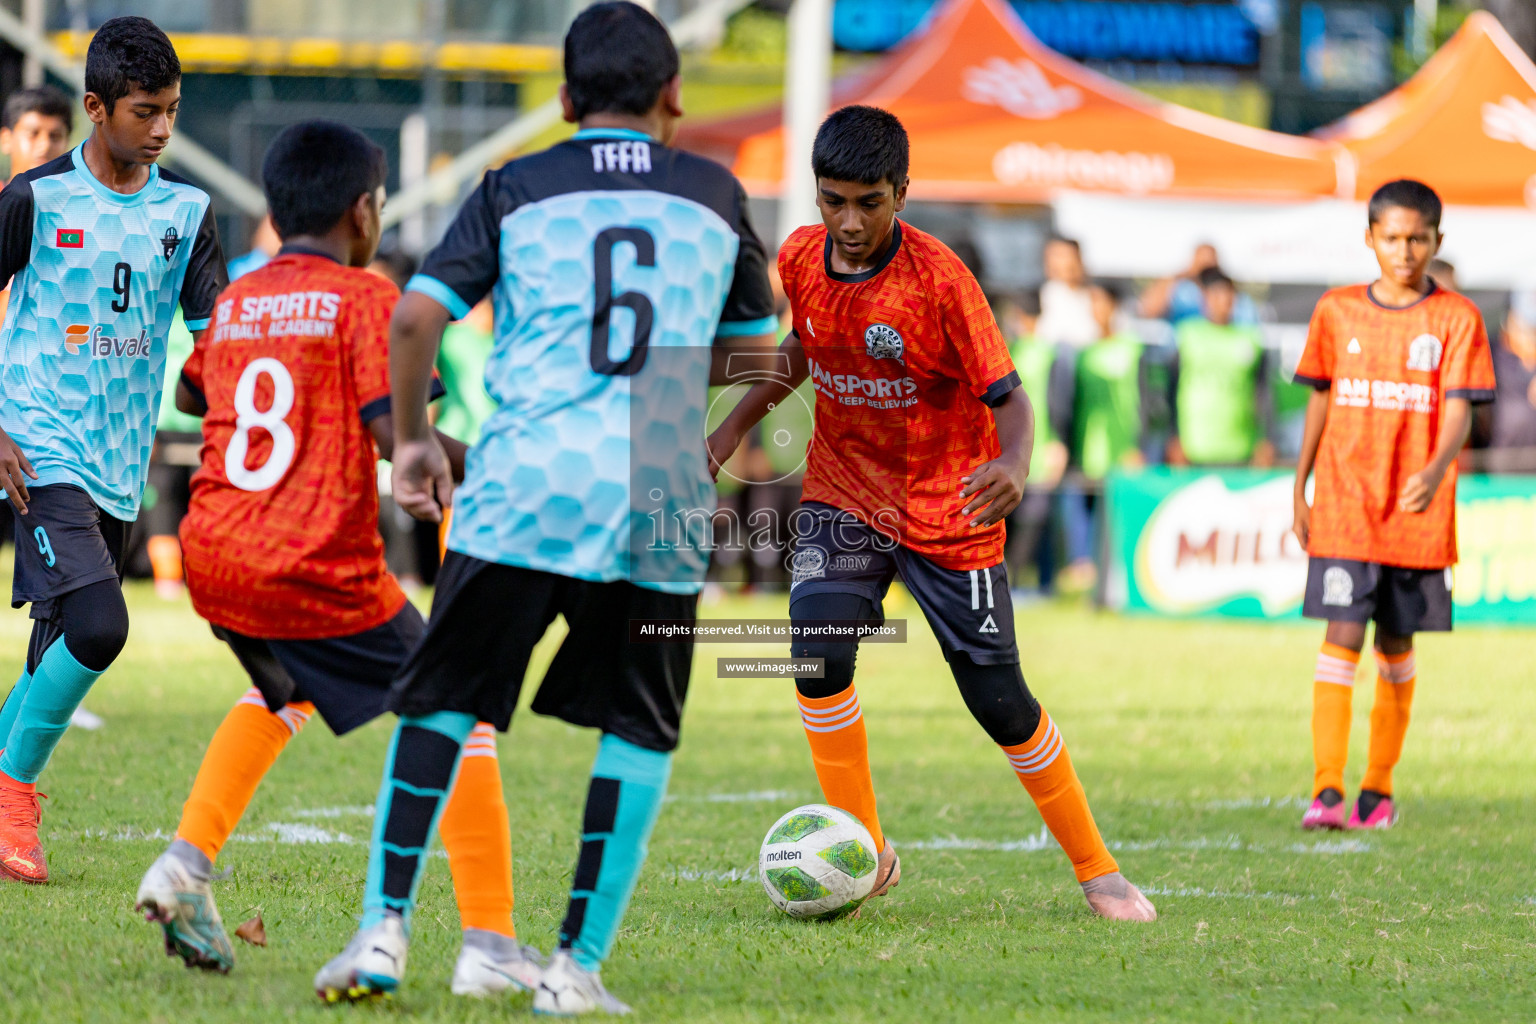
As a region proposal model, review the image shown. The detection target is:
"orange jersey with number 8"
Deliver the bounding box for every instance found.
[1294,283,1495,569]
[179,250,408,639]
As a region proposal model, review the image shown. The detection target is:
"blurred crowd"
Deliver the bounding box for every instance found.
[0,68,1533,602]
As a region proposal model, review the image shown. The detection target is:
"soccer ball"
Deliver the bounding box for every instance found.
[758,804,879,919]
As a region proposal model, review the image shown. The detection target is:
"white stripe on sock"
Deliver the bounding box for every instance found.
[801,708,863,733]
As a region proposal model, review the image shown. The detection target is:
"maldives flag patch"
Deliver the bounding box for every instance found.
[56,228,84,248]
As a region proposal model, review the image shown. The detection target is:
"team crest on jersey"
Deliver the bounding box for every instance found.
[1320,567,1354,607]
[1406,333,1442,372]
[160,226,183,259]
[865,323,903,360]
[789,545,827,583]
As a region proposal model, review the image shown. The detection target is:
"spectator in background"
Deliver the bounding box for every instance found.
[1140,241,1257,325]
[225,214,280,281]
[1167,268,1274,468]
[1037,235,1099,348]
[1475,290,1536,471]
[1058,282,1153,592]
[0,86,72,559]
[999,288,1070,593]
[1,86,71,181]
[1428,258,1458,291]
[365,248,441,589]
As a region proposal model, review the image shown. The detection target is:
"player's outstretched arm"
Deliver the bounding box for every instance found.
[389,291,455,522]
[1399,396,1472,514]
[1292,388,1331,548]
[705,330,808,480]
[960,387,1034,528]
[0,424,36,515]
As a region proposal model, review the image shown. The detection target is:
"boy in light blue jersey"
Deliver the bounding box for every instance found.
[0,17,226,883]
[315,2,776,1013]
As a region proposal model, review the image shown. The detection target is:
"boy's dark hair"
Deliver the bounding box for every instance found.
[84,17,181,113]
[1197,266,1234,290]
[1091,279,1123,303]
[3,86,73,132]
[262,120,387,239]
[1368,179,1442,230]
[812,105,909,187]
[368,248,418,290]
[564,2,679,120]
[1045,235,1081,253]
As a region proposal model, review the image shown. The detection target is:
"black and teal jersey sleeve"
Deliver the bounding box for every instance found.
[179,203,227,331]
[714,181,775,339]
[409,171,509,320]
[0,175,36,289]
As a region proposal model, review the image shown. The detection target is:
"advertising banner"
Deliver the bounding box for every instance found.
[1104,468,1536,624]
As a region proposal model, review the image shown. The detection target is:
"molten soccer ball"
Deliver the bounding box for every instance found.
[759,804,879,919]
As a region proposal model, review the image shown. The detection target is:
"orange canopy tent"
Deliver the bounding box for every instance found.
[1315,11,1536,207]
[723,0,1347,202]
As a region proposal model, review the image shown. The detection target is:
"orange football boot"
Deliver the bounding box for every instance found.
[0,784,47,883]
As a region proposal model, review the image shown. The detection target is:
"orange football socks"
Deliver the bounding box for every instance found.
[999,708,1117,882]
[1361,649,1416,796]
[1312,642,1360,796]
[176,689,314,861]
[797,685,885,852]
[437,722,516,937]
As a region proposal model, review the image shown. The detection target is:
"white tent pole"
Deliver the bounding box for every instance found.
[1414,0,1438,61]
[0,6,267,216]
[776,0,832,245]
[380,0,755,231]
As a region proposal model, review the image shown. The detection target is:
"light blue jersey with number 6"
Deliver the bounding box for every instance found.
[407,128,775,593]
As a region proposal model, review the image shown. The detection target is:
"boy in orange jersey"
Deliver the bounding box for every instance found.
[132,121,541,996]
[1292,179,1494,831]
[709,106,1154,922]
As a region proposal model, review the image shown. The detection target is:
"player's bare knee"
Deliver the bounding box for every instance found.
[1323,620,1367,652]
[1374,630,1414,656]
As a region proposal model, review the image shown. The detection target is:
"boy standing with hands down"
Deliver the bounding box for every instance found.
[1292,180,1494,831]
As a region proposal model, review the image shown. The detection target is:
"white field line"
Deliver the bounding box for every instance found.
[1137,796,1311,811]
[666,790,804,804]
[670,872,1323,902]
[292,805,374,819]
[901,827,1371,856]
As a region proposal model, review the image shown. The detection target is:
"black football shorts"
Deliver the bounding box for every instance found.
[10,483,129,620]
[788,501,1018,664]
[1302,557,1453,634]
[212,602,426,736]
[387,552,697,752]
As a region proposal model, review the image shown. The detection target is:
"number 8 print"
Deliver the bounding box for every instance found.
[225,357,296,491]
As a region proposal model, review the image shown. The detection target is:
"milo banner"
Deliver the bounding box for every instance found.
[1104,468,1536,624]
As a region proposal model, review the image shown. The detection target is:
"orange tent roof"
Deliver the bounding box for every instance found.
[730,0,1345,202]
[1315,12,1536,207]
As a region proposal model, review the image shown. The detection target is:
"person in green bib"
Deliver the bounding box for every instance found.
[1059,282,1154,590]
[999,288,1071,594]
[1166,267,1275,468]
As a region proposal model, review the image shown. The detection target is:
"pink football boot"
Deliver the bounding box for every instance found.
[1301,788,1347,830]
[1347,791,1397,830]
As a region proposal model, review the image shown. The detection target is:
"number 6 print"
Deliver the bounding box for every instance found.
[225,357,296,491]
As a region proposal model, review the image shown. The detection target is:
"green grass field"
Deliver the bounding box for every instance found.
[1,581,1533,1023]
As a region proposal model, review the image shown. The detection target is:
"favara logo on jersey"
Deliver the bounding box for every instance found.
[63,323,150,357]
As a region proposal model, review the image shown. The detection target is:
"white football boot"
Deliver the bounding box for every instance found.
[532,949,632,1016]
[134,841,234,973]
[451,929,546,997]
[314,915,409,1001]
